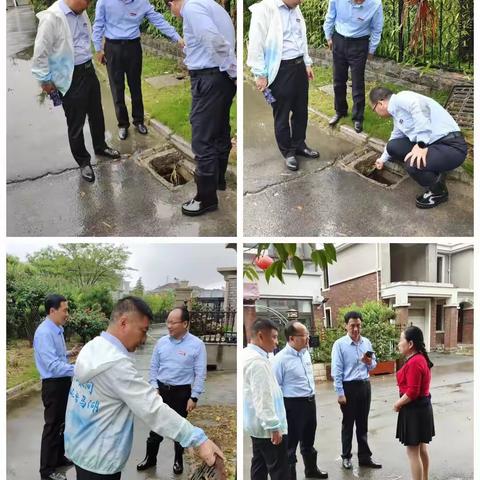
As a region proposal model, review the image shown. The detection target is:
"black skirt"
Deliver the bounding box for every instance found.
[396,396,435,446]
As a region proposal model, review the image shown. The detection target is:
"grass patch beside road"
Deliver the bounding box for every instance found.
[7,340,39,389]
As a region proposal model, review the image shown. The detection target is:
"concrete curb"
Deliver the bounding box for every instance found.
[7,378,41,402]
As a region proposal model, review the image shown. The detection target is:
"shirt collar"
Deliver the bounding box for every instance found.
[58,0,77,16]
[285,343,306,356]
[387,93,397,115]
[248,343,269,358]
[346,334,363,346]
[46,316,64,334]
[169,331,189,344]
[101,331,129,355]
[180,0,190,17]
[276,0,294,10]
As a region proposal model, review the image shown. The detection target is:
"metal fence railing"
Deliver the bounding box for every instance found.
[190,308,237,344]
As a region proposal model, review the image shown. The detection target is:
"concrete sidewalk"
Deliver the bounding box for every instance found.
[7,325,236,479]
[243,81,473,237]
[6,6,236,237]
[243,353,473,480]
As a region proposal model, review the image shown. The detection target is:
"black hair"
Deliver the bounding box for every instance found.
[251,318,279,336]
[44,294,67,314]
[111,296,153,323]
[404,325,434,369]
[369,86,394,104]
[172,306,190,323]
[344,311,363,324]
[284,320,302,341]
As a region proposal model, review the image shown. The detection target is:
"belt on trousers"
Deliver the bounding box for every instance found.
[74,60,93,71]
[343,379,370,385]
[157,381,191,391]
[284,395,315,402]
[188,67,222,77]
[280,56,304,66]
[334,31,370,42]
[435,131,463,143]
[105,37,140,44]
[42,376,71,383]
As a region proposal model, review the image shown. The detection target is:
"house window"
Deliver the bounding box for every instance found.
[436,304,444,331]
[324,307,332,328]
[323,265,330,290]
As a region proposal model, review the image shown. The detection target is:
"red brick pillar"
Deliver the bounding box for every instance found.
[430,299,437,351]
[313,304,324,335]
[444,306,459,352]
[394,306,409,329]
[462,309,474,344]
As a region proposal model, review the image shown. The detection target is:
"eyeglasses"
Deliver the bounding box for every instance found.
[293,334,310,338]
[166,321,185,326]
[372,101,379,112]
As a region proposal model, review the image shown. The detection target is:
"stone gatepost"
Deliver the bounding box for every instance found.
[244,282,260,345]
[394,305,409,329]
[443,305,459,352]
[174,282,193,309]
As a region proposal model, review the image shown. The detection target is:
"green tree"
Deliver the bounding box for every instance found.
[143,292,175,322]
[67,308,109,344]
[75,286,114,318]
[132,277,145,296]
[243,243,337,283]
[28,244,131,290]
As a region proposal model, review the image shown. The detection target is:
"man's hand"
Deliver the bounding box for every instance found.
[197,439,225,466]
[393,401,401,412]
[41,82,56,95]
[375,158,384,170]
[306,65,314,81]
[96,51,107,65]
[256,76,268,92]
[177,38,185,49]
[270,430,283,445]
[337,395,347,405]
[404,144,428,169]
[71,344,82,356]
[361,353,372,365]
[186,398,197,412]
[368,53,374,61]
[327,38,333,50]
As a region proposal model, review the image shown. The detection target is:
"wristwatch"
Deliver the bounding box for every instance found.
[190,397,198,403]
[417,141,427,149]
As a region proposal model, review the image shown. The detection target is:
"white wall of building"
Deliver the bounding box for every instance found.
[450,249,474,289]
[329,244,378,285]
[256,271,322,300]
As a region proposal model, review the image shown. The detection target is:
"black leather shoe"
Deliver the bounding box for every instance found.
[80,165,95,183]
[181,198,218,216]
[57,456,74,467]
[135,123,148,135]
[118,127,128,140]
[95,146,120,159]
[354,120,363,133]
[359,459,382,469]
[295,146,319,159]
[416,189,448,209]
[173,460,183,474]
[342,458,352,470]
[328,113,345,127]
[218,180,227,191]
[41,473,67,480]
[285,155,298,171]
[136,455,156,471]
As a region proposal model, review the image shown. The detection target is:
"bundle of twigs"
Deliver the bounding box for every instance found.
[401,0,437,54]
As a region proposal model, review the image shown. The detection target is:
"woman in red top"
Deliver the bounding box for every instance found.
[394,326,435,480]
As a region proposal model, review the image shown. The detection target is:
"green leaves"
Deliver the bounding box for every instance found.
[292,256,304,278]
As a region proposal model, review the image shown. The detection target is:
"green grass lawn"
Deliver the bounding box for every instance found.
[140,53,237,149]
[7,340,39,389]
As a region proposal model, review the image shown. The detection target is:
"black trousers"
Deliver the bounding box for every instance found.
[61,62,107,168]
[190,69,236,198]
[75,465,121,480]
[146,383,191,460]
[269,58,308,158]
[332,32,369,121]
[104,38,144,128]
[386,135,468,187]
[340,381,372,462]
[284,397,317,465]
[40,377,72,478]
[250,436,289,480]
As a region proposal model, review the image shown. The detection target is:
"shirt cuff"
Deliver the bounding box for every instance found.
[335,387,345,397]
[172,33,182,43]
[181,426,208,447]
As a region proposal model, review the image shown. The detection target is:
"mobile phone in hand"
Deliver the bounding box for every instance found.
[365,351,374,358]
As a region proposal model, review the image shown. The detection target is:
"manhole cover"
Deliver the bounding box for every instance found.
[351,154,407,189]
[444,84,473,129]
[137,147,194,190]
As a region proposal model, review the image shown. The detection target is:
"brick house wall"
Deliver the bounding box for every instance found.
[460,309,474,344]
[324,272,380,326]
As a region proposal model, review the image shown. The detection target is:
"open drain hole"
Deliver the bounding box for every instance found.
[354,158,404,187]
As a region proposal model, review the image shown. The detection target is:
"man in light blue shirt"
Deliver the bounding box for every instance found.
[33,294,81,480]
[272,321,328,479]
[137,306,207,474]
[323,0,384,133]
[166,0,237,217]
[93,0,183,140]
[331,311,381,470]
[370,86,468,209]
[32,0,120,184]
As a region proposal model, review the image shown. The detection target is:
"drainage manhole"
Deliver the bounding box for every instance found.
[136,147,195,190]
[444,84,474,129]
[352,155,407,189]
